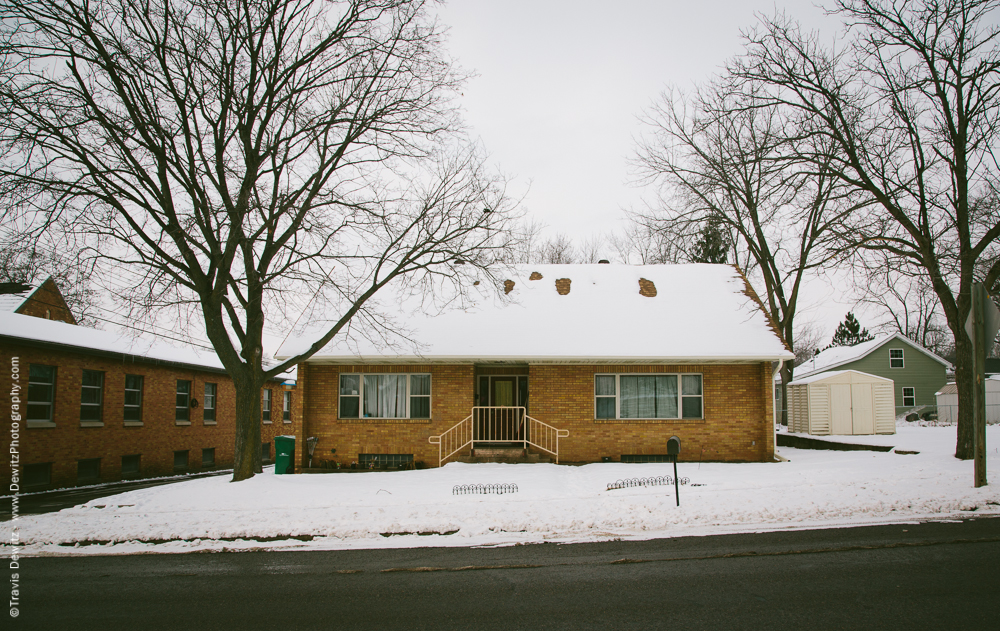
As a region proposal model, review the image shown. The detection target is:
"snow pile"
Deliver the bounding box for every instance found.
[6,426,999,556]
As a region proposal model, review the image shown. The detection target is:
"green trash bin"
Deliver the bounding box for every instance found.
[274,435,295,475]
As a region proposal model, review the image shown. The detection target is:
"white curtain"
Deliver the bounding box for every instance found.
[621,375,677,418]
[364,375,407,418]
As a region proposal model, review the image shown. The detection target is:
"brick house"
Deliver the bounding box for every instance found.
[276,264,793,468]
[0,276,78,324]
[2,296,297,491]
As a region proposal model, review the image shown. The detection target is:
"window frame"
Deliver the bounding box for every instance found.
[77,457,101,483]
[203,382,217,425]
[173,449,189,472]
[262,388,272,424]
[593,373,704,421]
[902,386,916,408]
[123,374,144,426]
[282,390,292,423]
[121,454,141,477]
[889,348,904,369]
[176,380,191,425]
[27,364,57,428]
[338,373,432,420]
[80,369,105,426]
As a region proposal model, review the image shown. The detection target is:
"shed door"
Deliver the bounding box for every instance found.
[830,384,853,434]
[851,384,874,434]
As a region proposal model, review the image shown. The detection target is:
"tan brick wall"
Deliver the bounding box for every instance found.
[530,363,774,463]
[299,364,474,467]
[298,362,775,466]
[2,341,288,490]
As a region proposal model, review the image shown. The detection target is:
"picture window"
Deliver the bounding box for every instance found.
[594,374,703,420]
[339,374,431,419]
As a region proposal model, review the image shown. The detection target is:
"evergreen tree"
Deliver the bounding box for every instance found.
[690,214,730,264]
[826,312,875,349]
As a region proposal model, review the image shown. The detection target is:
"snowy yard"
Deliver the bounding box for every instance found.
[6,425,1000,556]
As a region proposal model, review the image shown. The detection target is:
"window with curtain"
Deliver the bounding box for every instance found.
[595,374,703,420]
[339,374,431,419]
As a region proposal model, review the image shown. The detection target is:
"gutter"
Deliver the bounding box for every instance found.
[773,359,784,462]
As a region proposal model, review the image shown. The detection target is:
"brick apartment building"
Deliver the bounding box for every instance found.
[275,264,793,469]
[1,280,298,491]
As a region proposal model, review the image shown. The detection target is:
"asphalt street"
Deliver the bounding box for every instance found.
[9,516,1000,630]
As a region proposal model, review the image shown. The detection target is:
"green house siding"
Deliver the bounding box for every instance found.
[836,342,947,411]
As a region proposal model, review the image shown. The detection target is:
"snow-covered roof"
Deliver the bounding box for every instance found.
[276,263,794,364]
[793,333,951,380]
[0,279,42,313]
[788,369,894,386]
[0,310,229,373]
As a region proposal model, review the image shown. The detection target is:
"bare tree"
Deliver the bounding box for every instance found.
[633,84,854,423]
[792,322,824,367]
[732,0,1000,458]
[0,0,519,481]
[855,256,954,356]
[608,220,680,264]
[533,233,578,264]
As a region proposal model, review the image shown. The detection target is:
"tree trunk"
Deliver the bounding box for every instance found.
[779,362,793,426]
[954,334,975,460]
[232,373,263,482]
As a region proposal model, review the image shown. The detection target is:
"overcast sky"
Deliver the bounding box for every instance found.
[434,1,855,335]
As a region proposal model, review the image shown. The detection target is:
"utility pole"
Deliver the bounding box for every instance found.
[965,283,1000,488]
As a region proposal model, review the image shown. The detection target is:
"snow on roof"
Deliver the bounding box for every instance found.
[788,369,893,386]
[0,310,228,372]
[276,263,794,363]
[0,279,42,313]
[794,333,951,380]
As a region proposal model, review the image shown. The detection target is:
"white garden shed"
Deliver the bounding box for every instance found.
[787,370,896,435]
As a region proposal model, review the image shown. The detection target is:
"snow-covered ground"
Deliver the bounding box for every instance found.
[5,425,1000,556]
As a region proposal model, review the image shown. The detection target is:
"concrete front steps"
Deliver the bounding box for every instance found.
[453,443,552,464]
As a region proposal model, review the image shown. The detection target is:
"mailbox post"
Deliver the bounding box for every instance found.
[667,436,681,506]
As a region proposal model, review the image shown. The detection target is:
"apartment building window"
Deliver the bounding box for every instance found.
[124,375,143,425]
[262,442,271,462]
[262,389,272,423]
[176,380,191,423]
[889,349,904,368]
[174,450,189,472]
[80,370,104,425]
[77,458,101,483]
[24,463,51,489]
[201,448,215,468]
[902,387,915,408]
[338,374,431,419]
[203,383,217,424]
[121,454,141,478]
[27,364,56,426]
[283,391,292,423]
[595,374,703,420]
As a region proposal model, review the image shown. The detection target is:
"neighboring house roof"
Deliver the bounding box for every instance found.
[0,280,41,313]
[0,310,228,374]
[793,333,951,380]
[276,263,795,364]
[936,374,1000,396]
[788,369,894,386]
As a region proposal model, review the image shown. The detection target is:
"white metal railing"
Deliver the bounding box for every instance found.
[428,407,569,467]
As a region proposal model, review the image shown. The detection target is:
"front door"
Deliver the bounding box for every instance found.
[491,377,516,407]
[477,376,525,441]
